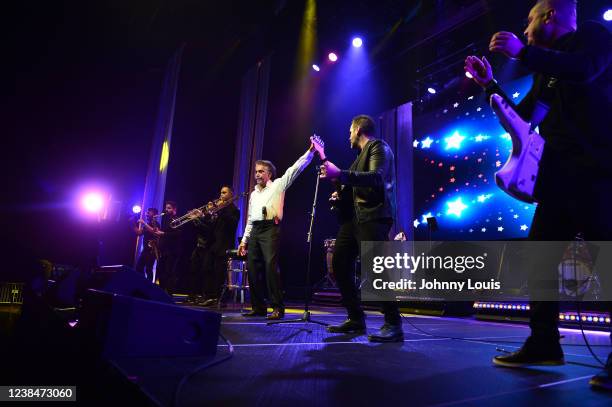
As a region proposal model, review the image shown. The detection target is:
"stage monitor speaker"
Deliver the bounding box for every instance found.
[46,265,172,307]
[80,289,221,359]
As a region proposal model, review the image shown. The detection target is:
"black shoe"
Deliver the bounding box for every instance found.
[267,309,285,320]
[589,354,612,391]
[326,318,366,334]
[368,323,404,343]
[200,298,218,307]
[242,309,267,317]
[493,338,564,367]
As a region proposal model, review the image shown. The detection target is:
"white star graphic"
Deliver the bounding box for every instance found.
[413,219,420,228]
[498,217,502,221]
[446,198,468,217]
[476,107,482,112]
[481,228,487,232]
[520,224,528,231]
[468,96,474,100]
[444,131,465,150]
[469,228,474,233]
[498,226,504,232]
[421,137,434,149]
[500,133,511,140]
[513,214,519,219]
[512,92,520,98]
[495,160,502,167]
[421,212,433,223]
[453,102,459,108]
[443,109,448,114]
[413,139,419,148]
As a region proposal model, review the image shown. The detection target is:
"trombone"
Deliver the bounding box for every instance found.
[170,192,246,229]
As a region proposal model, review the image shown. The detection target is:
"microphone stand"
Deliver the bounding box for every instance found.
[267,167,328,331]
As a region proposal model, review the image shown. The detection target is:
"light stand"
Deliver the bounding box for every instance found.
[267,167,328,331]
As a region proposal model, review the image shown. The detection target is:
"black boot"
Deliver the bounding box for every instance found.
[493,336,564,367]
[368,323,404,343]
[589,353,612,391]
[326,318,366,334]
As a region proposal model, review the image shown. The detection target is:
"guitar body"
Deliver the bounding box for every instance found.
[490,94,545,204]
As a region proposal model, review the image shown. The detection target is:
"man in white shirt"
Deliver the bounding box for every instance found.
[238,137,323,320]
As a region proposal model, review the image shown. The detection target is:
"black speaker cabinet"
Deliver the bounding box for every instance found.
[80,289,221,358]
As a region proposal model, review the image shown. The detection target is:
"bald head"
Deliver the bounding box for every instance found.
[525,0,577,47]
[535,0,577,30]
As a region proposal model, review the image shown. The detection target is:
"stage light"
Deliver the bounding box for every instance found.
[604,9,612,21]
[465,71,473,79]
[81,192,104,213]
[352,37,363,48]
[132,204,142,214]
[445,197,468,217]
[427,87,436,94]
[312,64,320,72]
[328,52,338,62]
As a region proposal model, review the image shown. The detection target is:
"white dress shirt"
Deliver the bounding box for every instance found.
[241,150,315,244]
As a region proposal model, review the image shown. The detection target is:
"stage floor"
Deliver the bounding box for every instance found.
[116,305,612,407]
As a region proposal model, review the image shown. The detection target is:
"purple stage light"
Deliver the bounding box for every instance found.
[604,9,612,21]
[81,192,104,213]
[132,204,142,214]
[427,87,436,94]
[352,37,363,48]
[465,71,473,79]
[312,64,320,72]
[328,52,338,62]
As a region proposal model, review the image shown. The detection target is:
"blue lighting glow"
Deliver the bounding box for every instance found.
[444,131,466,150]
[604,9,612,21]
[413,75,536,239]
[352,37,363,48]
[445,197,468,217]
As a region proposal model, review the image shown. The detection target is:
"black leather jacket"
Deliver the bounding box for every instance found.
[337,138,397,223]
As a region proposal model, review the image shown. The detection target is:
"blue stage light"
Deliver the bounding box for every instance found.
[352,37,363,48]
[312,64,320,72]
[604,9,612,21]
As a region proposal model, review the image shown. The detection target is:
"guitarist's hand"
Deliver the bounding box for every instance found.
[320,161,341,181]
[464,55,494,88]
[329,191,339,202]
[309,134,326,161]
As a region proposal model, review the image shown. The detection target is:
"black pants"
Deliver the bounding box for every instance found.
[247,222,282,311]
[333,218,401,325]
[204,253,228,299]
[189,246,209,297]
[158,253,180,293]
[135,247,156,281]
[528,174,612,344]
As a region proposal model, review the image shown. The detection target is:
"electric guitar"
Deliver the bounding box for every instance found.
[490,93,545,204]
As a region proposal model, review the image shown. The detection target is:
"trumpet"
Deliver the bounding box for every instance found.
[170,192,246,228]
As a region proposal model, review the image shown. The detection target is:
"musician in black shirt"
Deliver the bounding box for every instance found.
[465,0,612,388]
[133,207,160,281]
[188,186,240,307]
[157,201,182,293]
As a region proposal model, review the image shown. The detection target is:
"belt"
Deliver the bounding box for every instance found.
[252,219,279,226]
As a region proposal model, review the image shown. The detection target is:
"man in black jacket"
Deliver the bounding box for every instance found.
[465,0,612,389]
[320,115,403,342]
[157,201,182,293]
[199,186,240,307]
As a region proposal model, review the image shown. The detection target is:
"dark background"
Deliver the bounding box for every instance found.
[4,1,610,294]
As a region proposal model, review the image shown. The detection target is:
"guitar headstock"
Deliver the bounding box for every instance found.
[310,134,326,161]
